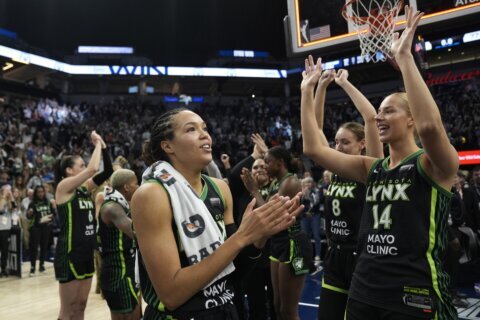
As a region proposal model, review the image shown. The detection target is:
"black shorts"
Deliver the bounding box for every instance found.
[346,298,439,320]
[144,302,239,320]
[54,255,95,283]
[322,244,357,294]
[102,275,139,314]
[269,231,314,275]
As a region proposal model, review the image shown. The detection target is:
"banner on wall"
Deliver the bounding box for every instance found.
[458,150,480,165]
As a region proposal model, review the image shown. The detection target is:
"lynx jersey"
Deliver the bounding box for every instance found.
[349,150,457,319]
[139,175,235,319]
[55,186,96,263]
[325,174,366,246]
[97,187,136,291]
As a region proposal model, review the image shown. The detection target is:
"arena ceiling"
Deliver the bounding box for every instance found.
[0,0,288,66]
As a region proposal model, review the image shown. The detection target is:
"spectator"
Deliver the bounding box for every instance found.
[0,184,14,277]
[300,177,322,267]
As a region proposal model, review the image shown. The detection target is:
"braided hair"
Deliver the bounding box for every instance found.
[142,108,187,165]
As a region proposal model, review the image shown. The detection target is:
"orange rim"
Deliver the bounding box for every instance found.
[342,0,404,26]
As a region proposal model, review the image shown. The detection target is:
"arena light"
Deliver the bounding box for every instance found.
[0,45,286,78]
[463,30,480,43]
[12,57,30,65]
[458,150,480,165]
[219,50,269,58]
[0,28,17,39]
[77,46,134,54]
[2,62,14,71]
[425,41,433,51]
[166,67,287,78]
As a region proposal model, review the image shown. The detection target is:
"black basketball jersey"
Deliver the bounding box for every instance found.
[56,186,96,262]
[349,150,457,318]
[268,173,301,239]
[28,200,54,227]
[139,175,235,319]
[325,174,366,246]
[97,188,136,290]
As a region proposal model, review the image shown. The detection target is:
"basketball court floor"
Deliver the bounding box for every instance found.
[300,270,480,320]
[1,261,479,319]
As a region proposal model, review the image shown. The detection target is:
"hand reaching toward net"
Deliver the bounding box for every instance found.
[301,56,323,91]
[390,5,424,61]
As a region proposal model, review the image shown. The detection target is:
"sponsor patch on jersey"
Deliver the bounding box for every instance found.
[403,286,433,312]
[209,197,221,207]
[403,294,433,311]
[399,164,415,173]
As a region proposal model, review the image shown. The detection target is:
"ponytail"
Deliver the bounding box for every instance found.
[54,155,80,187]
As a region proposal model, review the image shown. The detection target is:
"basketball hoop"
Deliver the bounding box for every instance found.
[342,0,403,62]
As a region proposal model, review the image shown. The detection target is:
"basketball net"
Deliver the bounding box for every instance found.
[342,0,403,63]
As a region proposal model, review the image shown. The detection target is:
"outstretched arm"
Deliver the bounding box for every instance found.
[335,69,383,158]
[56,131,104,204]
[301,56,377,184]
[313,69,335,147]
[392,6,458,186]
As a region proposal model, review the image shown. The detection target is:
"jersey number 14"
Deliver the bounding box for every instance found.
[372,204,392,229]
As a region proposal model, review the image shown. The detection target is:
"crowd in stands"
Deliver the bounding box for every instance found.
[0,80,478,187]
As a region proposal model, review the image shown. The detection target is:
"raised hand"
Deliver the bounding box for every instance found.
[90,130,102,146]
[240,168,259,194]
[390,5,424,61]
[334,69,350,87]
[251,133,268,159]
[301,55,323,91]
[318,69,335,90]
[220,154,230,166]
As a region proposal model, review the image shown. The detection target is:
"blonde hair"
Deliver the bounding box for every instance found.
[302,177,314,186]
[110,169,136,190]
[113,156,129,169]
[385,92,419,140]
[387,92,410,114]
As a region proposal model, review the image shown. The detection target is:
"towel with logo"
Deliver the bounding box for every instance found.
[142,161,235,288]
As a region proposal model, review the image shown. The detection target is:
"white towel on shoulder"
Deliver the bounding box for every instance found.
[142,161,235,288]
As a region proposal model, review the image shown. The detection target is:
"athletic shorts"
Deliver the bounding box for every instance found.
[144,301,239,320]
[322,244,357,294]
[102,275,139,314]
[346,298,439,320]
[269,231,314,275]
[54,255,95,283]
